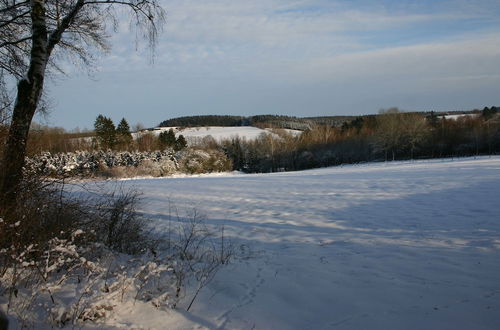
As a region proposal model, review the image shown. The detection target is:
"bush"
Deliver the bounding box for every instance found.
[0,172,153,261]
[26,150,179,178]
[90,188,150,254]
[180,148,233,174]
[25,148,235,178]
[98,158,178,178]
[0,173,233,327]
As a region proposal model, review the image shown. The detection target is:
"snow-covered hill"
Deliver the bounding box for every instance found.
[104,157,500,329]
[133,126,301,144]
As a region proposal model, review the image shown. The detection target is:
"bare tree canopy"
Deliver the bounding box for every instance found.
[1,0,165,77]
[0,0,166,210]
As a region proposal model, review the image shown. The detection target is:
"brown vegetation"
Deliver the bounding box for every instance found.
[3,108,499,179]
[0,172,233,327]
[221,108,500,173]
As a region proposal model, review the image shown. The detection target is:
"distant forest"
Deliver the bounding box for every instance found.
[10,106,499,177]
[7,106,497,165]
[158,110,482,130]
[218,106,500,173]
[158,114,358,130]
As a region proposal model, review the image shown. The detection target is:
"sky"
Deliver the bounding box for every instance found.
[40,0,500,130]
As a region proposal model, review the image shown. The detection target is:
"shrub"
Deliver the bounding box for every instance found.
[0,172,153,261]
[179,148,233,174]
[0,173,233,327]
[26,150,179,178]
[89,188,151,254]
[98,158,178,178]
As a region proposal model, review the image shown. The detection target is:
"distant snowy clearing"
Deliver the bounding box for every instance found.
[438,113,480,120]
[106,157,500,329]
[133,126,302,145]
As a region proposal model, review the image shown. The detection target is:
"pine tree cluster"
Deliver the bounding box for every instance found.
[158,129,187,151]
[94,115,133,149]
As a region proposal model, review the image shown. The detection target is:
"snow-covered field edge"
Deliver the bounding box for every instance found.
[2,156,500,329]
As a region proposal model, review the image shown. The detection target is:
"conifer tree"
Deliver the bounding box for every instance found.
[175,134,188,151]
[158,129,177,149]
[94,115,116,149]
[116,118,133,149]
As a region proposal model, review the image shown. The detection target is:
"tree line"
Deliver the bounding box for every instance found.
[1,116,189,156]
[158,114,357,130]
[5,107,498,174]
[159,115,247,127]
[93,115,187,151]
[219,107,500,173]
[158,111,485,132]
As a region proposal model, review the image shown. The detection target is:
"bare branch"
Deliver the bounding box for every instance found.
[0,1,29,14]
[0,0,167,201]
[0,9,30,29]
[47,0,85,55]
[0,35,31,48]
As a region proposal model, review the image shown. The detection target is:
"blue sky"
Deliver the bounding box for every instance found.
[42,0,500,130]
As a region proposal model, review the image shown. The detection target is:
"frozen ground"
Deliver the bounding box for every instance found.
[98,156,500,330]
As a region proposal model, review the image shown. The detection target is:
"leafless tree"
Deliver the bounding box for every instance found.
[0,0,166,211]
[402,113,427,159]
[374,108,405,161]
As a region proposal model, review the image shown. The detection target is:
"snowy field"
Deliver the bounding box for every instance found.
[133,126,301,144]
[107,157,500,329]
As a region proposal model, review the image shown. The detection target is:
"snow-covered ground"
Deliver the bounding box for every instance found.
[133,126,301,144]
[438,113,480,120]
[102,156,500,329]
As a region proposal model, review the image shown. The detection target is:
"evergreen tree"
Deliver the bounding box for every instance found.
[175,135,188,151]
[158,129,177,149]
[94,115,116,149]
[116,118,133,148]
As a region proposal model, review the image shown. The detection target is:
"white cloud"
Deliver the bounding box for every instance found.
[159,0,469,51]
[295,33,500,82]
[100,0,497,72]
[47,0,500,128]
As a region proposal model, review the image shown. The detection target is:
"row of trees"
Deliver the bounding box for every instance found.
[158,129,188,151]
[158,114,357,130]
[8,107,499,173]
[94,115,188,151]
[11,121,190,156]
[219,107,500,173]
[14,107,500,173]
[159,115,247,127]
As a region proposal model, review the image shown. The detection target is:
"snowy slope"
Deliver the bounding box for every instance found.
[439,114,480,120]
[107,157,500,328]
[133,126,301,144]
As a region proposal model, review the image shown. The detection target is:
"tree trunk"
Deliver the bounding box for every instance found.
[0,83,42,208]
[0,0,48,213]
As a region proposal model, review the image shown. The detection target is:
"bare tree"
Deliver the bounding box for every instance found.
[0,0,166,210]
[402,113,427,159]
[374,108,405,161]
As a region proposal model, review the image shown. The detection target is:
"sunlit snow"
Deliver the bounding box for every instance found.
[102,157,500,329]
[132,126,301,145]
